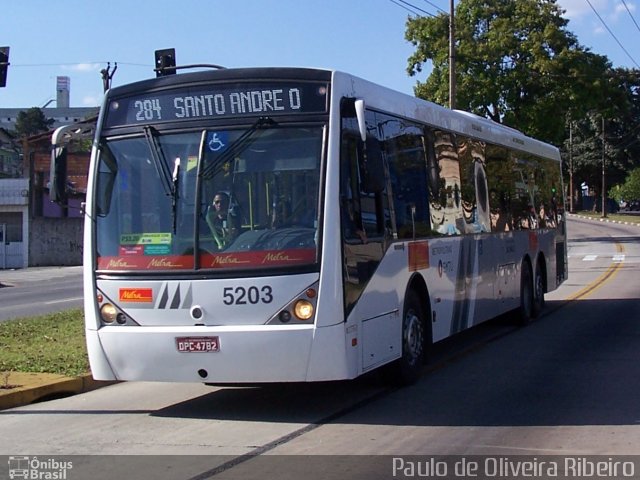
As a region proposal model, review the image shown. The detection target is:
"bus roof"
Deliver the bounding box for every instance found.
[104,66,560,162]
[330,70,561,162]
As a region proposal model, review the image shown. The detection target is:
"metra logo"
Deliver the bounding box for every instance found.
[107,258,136,269]
[147,258,184,268]
[210,254,250,266]
[119,288,153,303]
[262,252,300,263]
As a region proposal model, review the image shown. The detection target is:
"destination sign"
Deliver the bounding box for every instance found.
[105,82,329,127]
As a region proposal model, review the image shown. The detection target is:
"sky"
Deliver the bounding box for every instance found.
[0,0,638,109]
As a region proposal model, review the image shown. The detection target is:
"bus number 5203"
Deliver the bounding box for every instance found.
[223,286,273,305]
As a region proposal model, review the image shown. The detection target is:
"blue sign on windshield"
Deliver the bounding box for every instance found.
[206,131,228,153]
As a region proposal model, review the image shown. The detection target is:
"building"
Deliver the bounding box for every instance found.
[0,76,99,131]
[0,76,96,268]
[0,106,98,132]
[0,178,29,268]
[0,117,95,268]
[0,127,20,178]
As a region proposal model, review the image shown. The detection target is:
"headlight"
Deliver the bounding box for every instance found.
[294,299,314,320]
[100,303,118,324]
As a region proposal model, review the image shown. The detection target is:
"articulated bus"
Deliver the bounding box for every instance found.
[52,64,566,384]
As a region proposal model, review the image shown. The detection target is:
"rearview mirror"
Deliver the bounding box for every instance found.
[355,99,367,142]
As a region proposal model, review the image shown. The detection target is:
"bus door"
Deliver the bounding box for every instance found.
[340,99,398,370]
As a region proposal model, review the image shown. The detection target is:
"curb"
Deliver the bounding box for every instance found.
[0,372,117,411]
[568,213,640,227]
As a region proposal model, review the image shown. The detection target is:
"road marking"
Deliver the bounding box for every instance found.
[613,254,626,263]
[568,243,625,301]
[583,255,598,261]
[44,297,84,305]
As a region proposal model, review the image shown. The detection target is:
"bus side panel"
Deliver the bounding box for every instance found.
[343,243,408,373]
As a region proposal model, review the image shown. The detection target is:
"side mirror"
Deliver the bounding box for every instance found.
[355,99,367,142]
[344,97,385,194]
[50,144,68,204]
[50,125,81,204]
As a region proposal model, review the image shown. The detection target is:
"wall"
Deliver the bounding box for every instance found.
[0,178,29,268]
[28,217,83,266]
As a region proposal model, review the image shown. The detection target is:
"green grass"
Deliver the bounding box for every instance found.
[0,309,89,377]
[573,211,640,224]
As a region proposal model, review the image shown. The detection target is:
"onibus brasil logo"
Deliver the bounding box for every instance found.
[8,456,73,479]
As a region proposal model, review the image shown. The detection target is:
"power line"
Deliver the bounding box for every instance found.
[585,0,640,69]
[421,0,446,14]
[620,0,640,34]
[11,62,150,68]
[389,0,421,16]
[389,0,436,17]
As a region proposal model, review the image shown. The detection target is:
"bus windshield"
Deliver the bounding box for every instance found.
[95,124,324,272]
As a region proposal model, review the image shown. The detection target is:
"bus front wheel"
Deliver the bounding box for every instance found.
[393,290,426,385]
[517,260,534,325]
[532,261,545,317]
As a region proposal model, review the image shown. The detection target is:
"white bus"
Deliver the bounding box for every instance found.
[52,63,566,384]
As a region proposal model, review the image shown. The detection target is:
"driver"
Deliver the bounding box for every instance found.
[206,192,239,249]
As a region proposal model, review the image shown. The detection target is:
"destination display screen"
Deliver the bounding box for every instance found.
[105,81,329,127]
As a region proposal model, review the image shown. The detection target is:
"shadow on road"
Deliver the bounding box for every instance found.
[150,297,640,427]
[5,297,639,429]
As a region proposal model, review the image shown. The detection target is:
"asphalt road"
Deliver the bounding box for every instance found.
[0,218,638,480]
[0,266,83,322]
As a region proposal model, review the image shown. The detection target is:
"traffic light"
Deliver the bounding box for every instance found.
[155,48,176,77]
[0,46,9,88]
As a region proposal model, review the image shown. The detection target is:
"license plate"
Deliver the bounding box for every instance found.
[176,336,220,353]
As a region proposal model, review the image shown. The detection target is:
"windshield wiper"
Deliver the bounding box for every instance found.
[144,126,181,232]
[171,156,180,233]
[144,126,173,196]
[200,116,276,180]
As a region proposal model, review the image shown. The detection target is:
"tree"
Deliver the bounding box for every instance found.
[605,69,640,185]
[405,0,615,145]
[563,69,640,202]
[611,168,640,203]
[14,107,55,137]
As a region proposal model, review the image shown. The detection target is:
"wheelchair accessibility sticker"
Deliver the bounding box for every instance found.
[207,131,228,152]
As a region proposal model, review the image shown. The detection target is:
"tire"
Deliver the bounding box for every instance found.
[392,290,426,385]
[532,261,545,317]
[517,260,534,325]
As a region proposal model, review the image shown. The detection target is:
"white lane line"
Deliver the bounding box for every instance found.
[44,296,84,305]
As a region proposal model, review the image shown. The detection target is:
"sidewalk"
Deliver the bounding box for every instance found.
[568,212,640,228]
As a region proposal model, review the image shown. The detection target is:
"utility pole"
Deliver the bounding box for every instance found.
[449,0,456,109]
[101,62,118,92]
[601,115,607,218]
[569,121,574,213]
